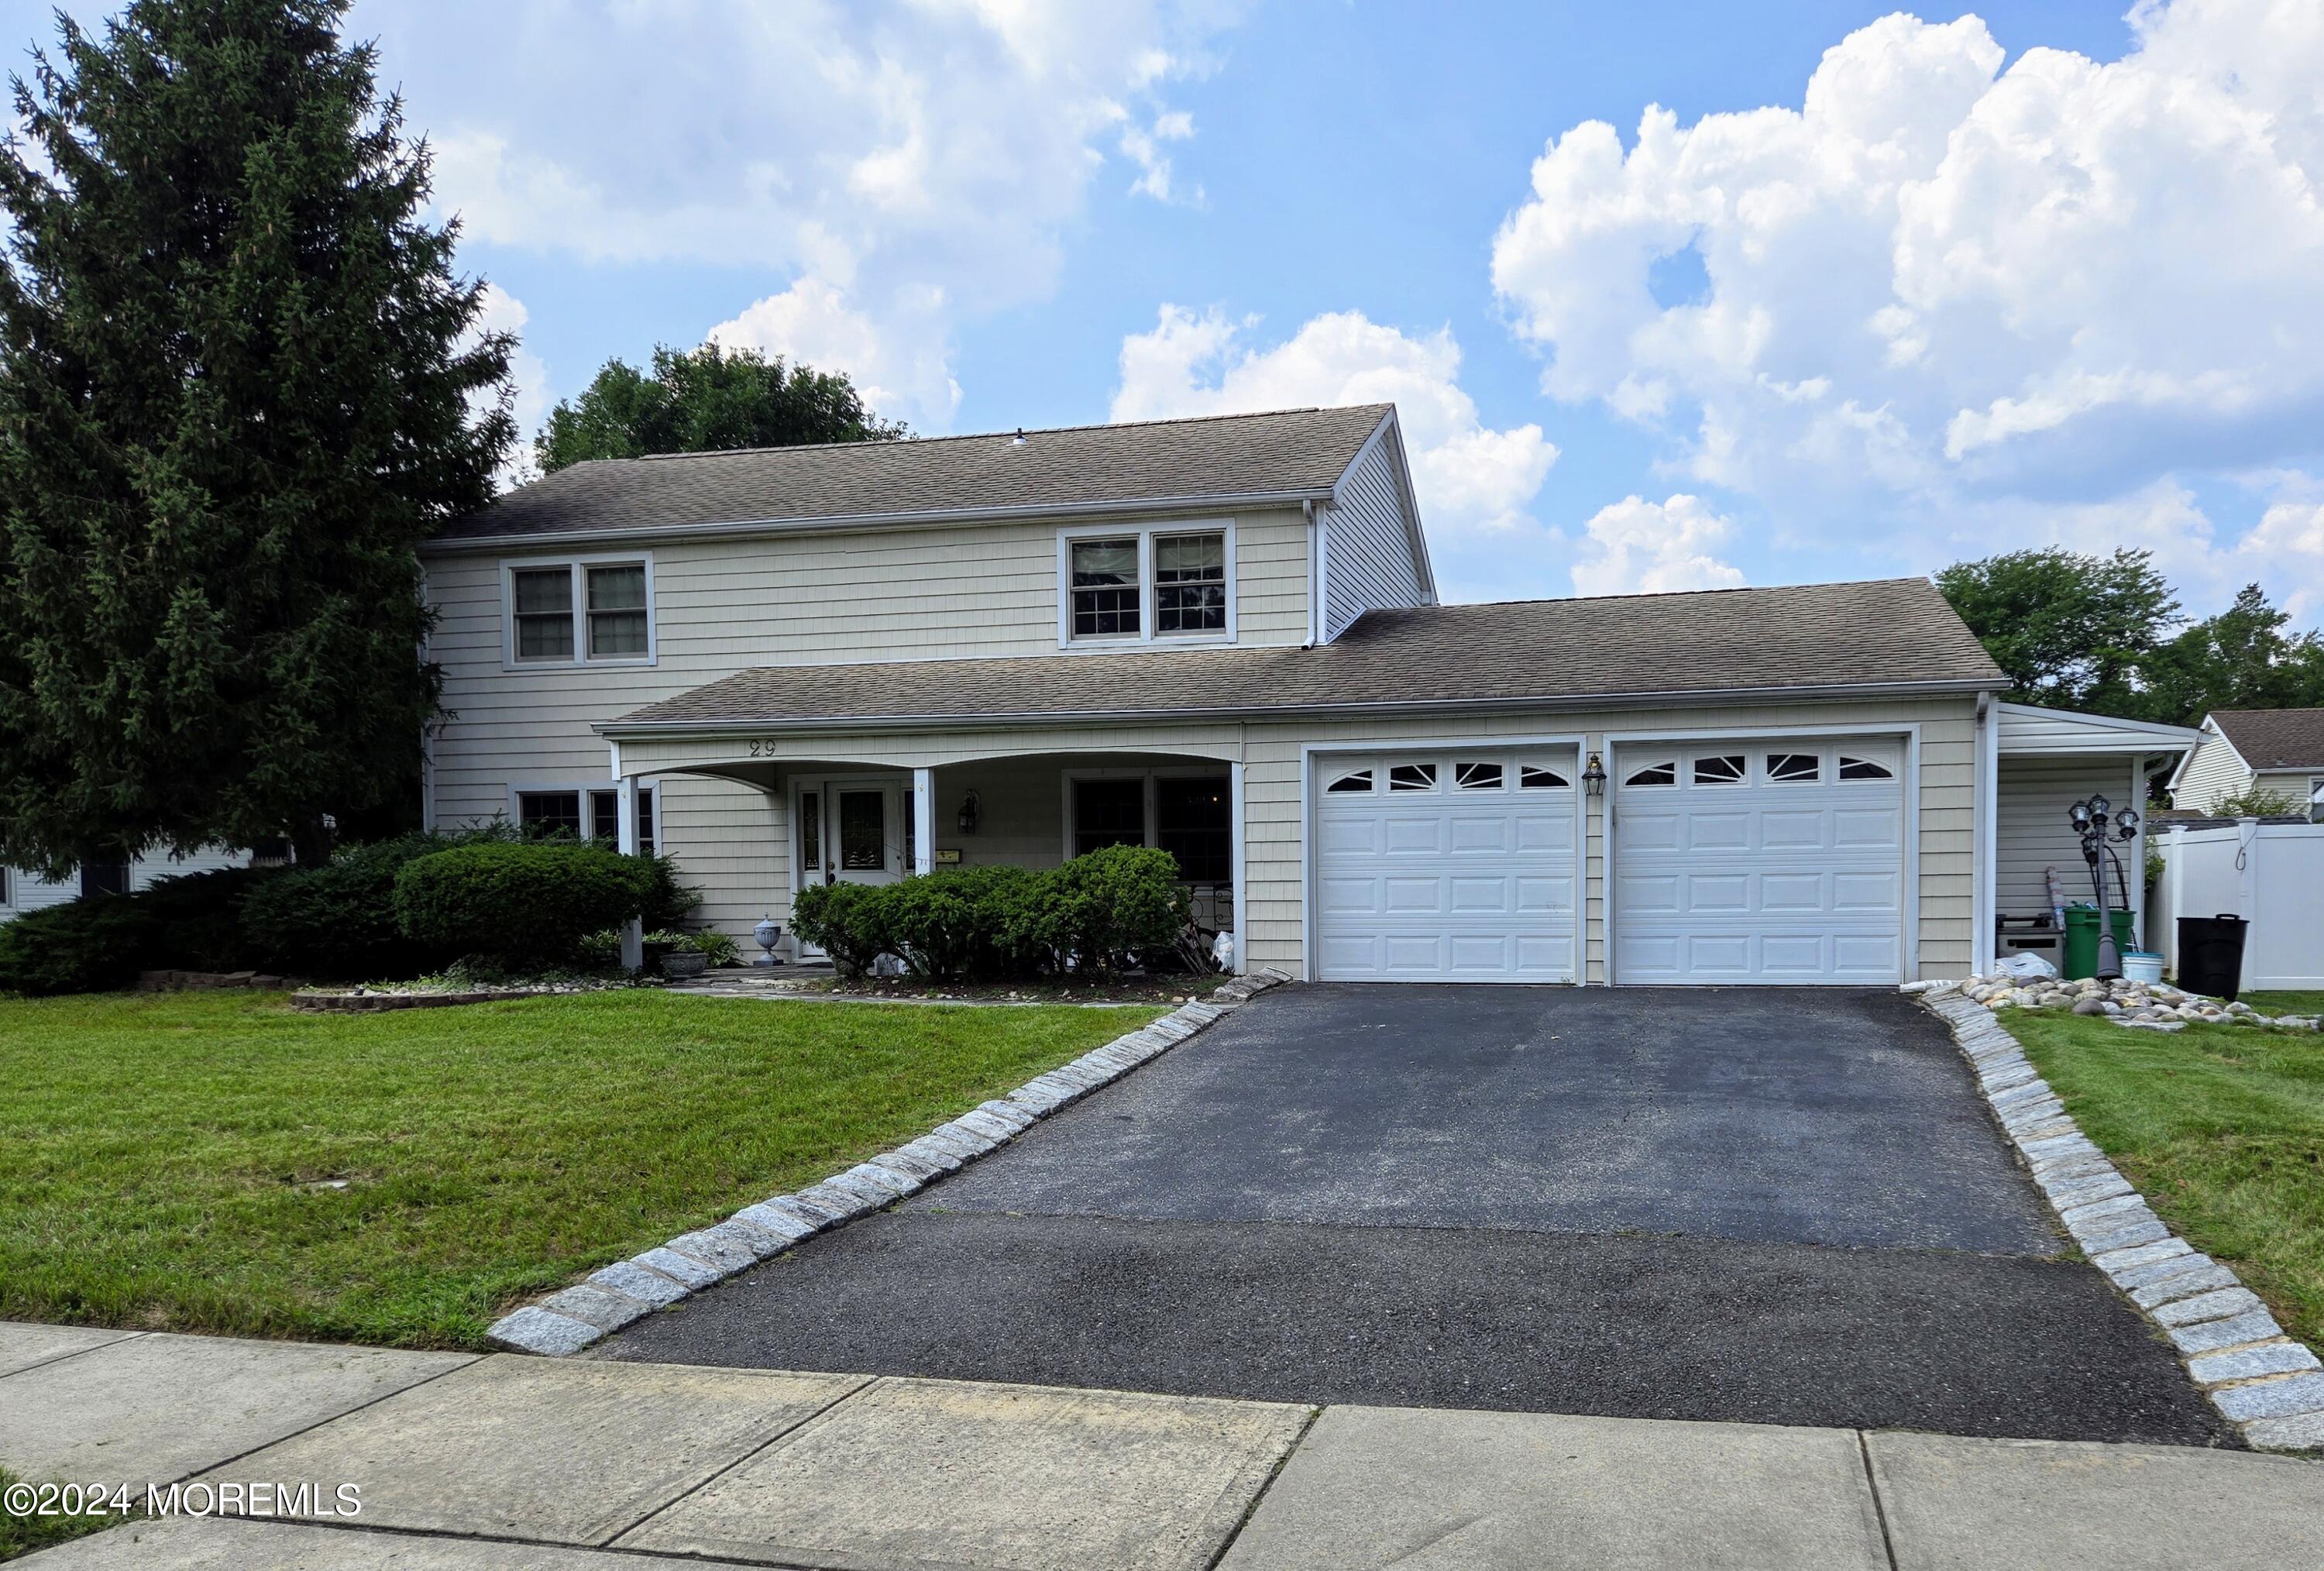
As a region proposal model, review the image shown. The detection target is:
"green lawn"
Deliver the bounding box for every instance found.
[2003,1002,2324,1349]
[0,990,1156,1349]
[0,1470,119,1561]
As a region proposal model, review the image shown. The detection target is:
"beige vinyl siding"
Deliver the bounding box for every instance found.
[1996,757,2143,920]
[2171,730,2252,811]
[2253,769,2321,811]
[1320,436,1429,640]
[423,509,1308,931]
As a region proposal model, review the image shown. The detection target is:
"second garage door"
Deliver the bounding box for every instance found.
[1612,737,1907,985]
[1315,749,1580,982]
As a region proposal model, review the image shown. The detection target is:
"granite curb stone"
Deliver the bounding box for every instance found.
[486,970,1293,1355]
[1911,980,2324,1452]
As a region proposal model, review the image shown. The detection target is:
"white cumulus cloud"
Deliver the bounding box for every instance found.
[1569,494,1745,597]
[470,283,548,486]
[709,277,963,430]
[1489,0,2324,614]
[1112,305,1558,539]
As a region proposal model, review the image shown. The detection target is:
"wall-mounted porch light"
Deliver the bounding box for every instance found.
[1582,751,1607,797]
[957,789,981,835]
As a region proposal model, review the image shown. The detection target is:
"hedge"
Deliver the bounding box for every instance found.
[392,841,658,966]
[790,845,1191,981]
[0,865,286,997]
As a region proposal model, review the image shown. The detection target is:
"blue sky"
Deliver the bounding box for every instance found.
[9,1,2322,618]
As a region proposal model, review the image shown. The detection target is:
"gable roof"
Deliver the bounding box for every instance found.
[603,577,2003,734]
[2209,708,2324,770]
[429,404,1395,548]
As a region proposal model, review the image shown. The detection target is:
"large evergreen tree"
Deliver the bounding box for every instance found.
[535,342,903,474]
[0,0,513,872]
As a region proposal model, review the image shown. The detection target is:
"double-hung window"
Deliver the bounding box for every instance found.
[507,558,654,665]
[1061,525,1232,645]
[515,786,656,847]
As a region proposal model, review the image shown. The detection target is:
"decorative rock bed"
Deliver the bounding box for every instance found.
[486,968,1294,1357]
[1908,978,2324,1450]
[1957,974,2321,1032]
[289,979,626,1013]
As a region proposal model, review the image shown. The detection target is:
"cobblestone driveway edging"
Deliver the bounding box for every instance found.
[1907,979,2324,1450]
[486,970,1292,1356]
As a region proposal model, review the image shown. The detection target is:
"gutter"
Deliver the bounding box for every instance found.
[419,487,1339,556]
[591,676,1995,741]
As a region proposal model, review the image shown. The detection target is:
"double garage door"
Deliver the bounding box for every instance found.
[1312,737,1906,985]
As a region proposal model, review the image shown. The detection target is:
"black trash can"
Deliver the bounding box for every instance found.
[2176,913,2250,1001]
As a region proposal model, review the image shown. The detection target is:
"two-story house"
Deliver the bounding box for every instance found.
[419,403,2195,984]
[2167,710,2324,820]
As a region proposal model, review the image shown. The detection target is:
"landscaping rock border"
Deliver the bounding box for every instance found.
[486,968,1294,1357]
[1906,978,2324,1451]
[290,988,567,1013]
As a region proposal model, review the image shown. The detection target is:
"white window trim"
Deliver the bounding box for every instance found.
[507,781,650,841]
[1055,520,1237,650]
[501,552,658,671]
[1061,765,1232,871]
[2309,775,2324,823]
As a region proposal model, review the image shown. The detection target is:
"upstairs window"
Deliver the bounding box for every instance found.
[507,558,654,665]
[1154,533,1226,634]
[1061,524,1234,644]
[1069,538,1141,638]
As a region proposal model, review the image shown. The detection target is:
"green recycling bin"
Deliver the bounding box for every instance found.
[2062,906,2138,980]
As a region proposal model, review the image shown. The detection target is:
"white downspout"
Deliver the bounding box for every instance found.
[1303,500,1321,647]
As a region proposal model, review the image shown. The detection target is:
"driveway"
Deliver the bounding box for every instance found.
[607,986,2228,1445]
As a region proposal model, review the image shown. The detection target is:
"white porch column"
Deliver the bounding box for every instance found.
[911,766,935,877]
[1229,761,1248,975]
[1972,693,1999,976]
[616,772,644,972]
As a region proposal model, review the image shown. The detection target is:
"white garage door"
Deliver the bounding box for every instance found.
[1613,738,1906,985]
[1315,750,1579,982]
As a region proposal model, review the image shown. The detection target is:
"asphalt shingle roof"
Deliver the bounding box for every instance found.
[608,577,2003,730]
[2212,708,2324,769]
[435,404,1394,543]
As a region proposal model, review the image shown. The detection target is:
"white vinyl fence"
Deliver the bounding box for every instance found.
[2156,820,2324,992]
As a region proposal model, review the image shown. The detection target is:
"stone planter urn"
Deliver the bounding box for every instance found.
[661,949,710,980]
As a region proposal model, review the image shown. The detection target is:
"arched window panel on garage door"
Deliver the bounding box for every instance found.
[1611,734,1906,985]
[1325,768,1376,794]
[1311,748,1579,983]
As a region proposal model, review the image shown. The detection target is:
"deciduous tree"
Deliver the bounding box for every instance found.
[535,342,903,473]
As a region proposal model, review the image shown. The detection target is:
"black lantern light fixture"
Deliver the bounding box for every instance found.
[957,789,981,835]
[1583,751,1607,797]
[2068,793,2141,980]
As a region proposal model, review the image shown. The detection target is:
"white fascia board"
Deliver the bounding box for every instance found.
[1994,701,2201,755]
[419,487,1336,557]
[2164,716,2242,795]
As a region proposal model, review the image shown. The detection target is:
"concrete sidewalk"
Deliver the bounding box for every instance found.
[5,1324,2321,1569]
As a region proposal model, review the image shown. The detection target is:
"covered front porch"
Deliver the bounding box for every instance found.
[600,729,1248,968]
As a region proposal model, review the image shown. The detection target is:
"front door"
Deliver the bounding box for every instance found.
[792,776,904,958]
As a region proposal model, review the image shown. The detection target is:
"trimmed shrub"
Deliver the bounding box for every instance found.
[136,866,286,971]
[0,896,159,996]
[242,834,454,978]
[392,841,657,966]
[1047,844,1190,977]
[790,848,1190,983]
[789,881,894,979]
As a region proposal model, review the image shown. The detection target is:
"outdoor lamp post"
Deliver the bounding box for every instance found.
[2068,795,2141,981]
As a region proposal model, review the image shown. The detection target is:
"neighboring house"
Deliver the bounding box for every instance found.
[418,403,2191,985]
[2167,709,2324,820]
[0,846,253,924]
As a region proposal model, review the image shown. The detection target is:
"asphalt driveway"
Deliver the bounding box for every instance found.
[606,985,2228,1445]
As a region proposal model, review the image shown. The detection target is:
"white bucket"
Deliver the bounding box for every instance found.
[2123,951,2164,985]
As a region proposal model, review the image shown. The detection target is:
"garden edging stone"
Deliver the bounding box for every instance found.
[1909,979,2324,1452]
[485,968,1293,1357]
